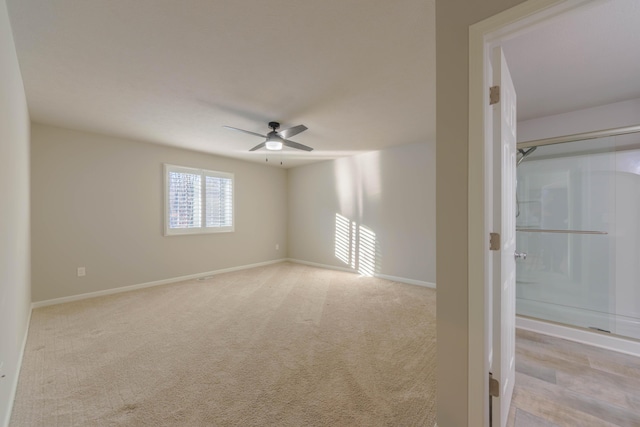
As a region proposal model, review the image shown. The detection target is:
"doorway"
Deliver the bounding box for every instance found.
[471,0,640,424]
[467,0,621,425]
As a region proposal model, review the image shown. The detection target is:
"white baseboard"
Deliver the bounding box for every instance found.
[287,258,436,289]
[376,273,436,289]
[32,259,287,308]
[286,258,356,274]
[517,316,640,357]
[3,307,32,427]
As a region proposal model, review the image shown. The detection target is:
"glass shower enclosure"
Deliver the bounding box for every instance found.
[516,127,640,341]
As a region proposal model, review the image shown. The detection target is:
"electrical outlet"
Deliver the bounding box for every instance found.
[77,267,86,277]
[275,244,279,251]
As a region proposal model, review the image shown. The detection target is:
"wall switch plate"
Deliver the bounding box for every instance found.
[275,244,279,251]
[77,267,86,277]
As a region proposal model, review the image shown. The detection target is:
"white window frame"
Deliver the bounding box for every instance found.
[164,164,235,236]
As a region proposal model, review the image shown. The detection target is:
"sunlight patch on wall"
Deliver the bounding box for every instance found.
[358,225,376,276]
[335,213,377,276]
[335,213,351,265]
[351,222,358,270]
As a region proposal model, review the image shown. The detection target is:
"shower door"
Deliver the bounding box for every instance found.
[516,133,640,341]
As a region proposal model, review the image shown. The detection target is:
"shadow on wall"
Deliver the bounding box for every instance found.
[335,213,378,276]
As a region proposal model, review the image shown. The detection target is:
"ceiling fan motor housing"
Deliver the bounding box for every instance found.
[268,121,280,131]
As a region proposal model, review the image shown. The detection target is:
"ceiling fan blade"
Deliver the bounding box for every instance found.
[249,142,267,151]
[223,126,266,139]
[283,139,313,152]
[278,124,308,139]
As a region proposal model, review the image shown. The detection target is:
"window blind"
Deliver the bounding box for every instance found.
[168,171,202,229]
[165,165,234,235]
[205,175,233,228]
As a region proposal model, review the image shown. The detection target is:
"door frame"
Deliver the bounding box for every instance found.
[467,0,591,424]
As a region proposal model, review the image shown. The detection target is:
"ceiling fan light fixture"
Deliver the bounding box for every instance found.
[265,133,284,150]
[265,140,283,150]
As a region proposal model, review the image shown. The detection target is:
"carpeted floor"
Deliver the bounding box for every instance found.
[10,262,437,426]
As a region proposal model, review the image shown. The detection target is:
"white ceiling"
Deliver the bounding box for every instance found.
[6,0,435,168]
[503,0,640,122]
[7,0,639,168]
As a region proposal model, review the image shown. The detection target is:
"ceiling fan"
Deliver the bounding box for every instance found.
[223,121,313,152]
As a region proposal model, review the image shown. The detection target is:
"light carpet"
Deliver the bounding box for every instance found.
[10,262,436,426]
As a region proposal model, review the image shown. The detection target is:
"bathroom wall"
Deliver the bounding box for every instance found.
[519,97,640,142]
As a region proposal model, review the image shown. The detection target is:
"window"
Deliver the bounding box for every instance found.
[164,164,234,235]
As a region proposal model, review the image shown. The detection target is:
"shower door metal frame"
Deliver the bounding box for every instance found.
[517,124,640,150]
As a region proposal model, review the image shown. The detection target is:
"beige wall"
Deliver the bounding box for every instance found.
[435,1,526,425]
[0,0,31,423]
[287,142,436,284]
[31,124,288,302]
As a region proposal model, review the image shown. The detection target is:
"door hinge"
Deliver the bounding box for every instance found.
[489,373,500,397]
[490,85,500,105]
[489,232,501,251]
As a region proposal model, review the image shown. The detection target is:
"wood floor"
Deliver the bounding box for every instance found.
[508,329,640,426]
